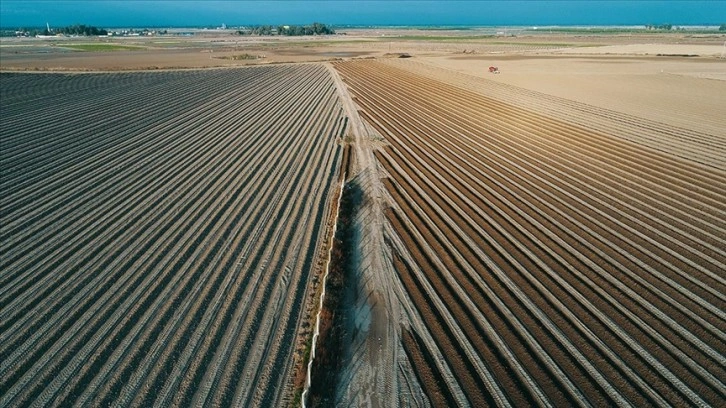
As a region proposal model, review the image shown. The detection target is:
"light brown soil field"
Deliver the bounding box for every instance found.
[0,65,346,406]
[418,52,726,137]
[384,56,726,169]
[333,59,725,406]
[0,34,379,70]
[5,30,722,72]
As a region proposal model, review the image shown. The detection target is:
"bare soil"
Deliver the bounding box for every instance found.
[0,65,346,407]
[3,29,724,407]
[332,50,725,406]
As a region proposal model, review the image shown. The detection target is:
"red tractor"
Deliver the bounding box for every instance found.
[489,66,500,74]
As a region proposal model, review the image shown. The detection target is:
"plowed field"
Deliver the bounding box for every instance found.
[0,65,346,406]
[334,59,725,407]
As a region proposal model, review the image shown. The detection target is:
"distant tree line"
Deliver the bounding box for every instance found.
[236,22,335,36]
[51,24,108,36]
[645,24,673,31]
[5,24,108,37]
[279,22,335,36]
[239,25,275,36]
[720,24,726,31]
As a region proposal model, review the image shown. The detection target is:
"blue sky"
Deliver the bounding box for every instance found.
[1,1,724,28]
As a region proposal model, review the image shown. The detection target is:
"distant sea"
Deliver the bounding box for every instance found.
[1,1,724,29]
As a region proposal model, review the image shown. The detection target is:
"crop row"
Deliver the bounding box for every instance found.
[0,65,346,406]
[334,60,725,407]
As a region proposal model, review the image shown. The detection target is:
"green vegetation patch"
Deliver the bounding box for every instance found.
[378,36,587,48]
[61,43,144,52]
[236,22,335,36]
[489,41,581,47]
[217,53,264,60]
[388,34,494,41]
[257,39,373,48]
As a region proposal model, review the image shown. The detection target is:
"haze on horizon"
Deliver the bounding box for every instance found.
[1,0,724,28]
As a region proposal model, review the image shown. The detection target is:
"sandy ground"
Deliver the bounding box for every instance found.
[0,33,381,70]
[421,52,726,136]
[554,43,725,57]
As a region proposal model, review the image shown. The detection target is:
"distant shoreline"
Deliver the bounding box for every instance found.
[2,24,724,31]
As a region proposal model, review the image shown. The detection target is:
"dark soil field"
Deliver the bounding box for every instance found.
[333,59,725,407]
[0,65,346,407]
